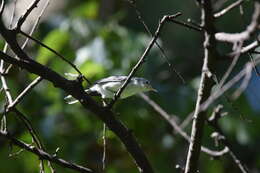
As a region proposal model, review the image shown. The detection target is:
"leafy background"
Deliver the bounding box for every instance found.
[0,0,260,173]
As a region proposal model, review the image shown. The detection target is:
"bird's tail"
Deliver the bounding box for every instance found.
[64,89,101,104]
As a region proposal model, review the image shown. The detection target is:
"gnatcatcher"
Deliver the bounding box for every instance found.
[64,75,157,104]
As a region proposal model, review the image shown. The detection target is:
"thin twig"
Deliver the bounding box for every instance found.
[169,19,203,32]
[184,0,216,172]
[20,0,50,51]
[4,0,48,74]
[0,43,155,173]
[208,107,249,173]
[179,112,194,130]
[238,40,259,55]
[248,53,260,76]
[232,62,252,99]
[0,0,17,105]
[12,108,43,152]
[18,30,92,85]
[218,42,243,89]
[250,50,260,54]
[16,0,41,29]
[102,123,107,171]
[139,93,229,157]
[0,0,5,16]
[214,0,245,18]
[201,63,252,112]
[102,101,107,171]
[0,1,155,171]
[12,2,52,171]
[0,131,93,173]
[215,2,260,43]
[0,61,12,104]
[109,13,181,107]
[7,76,43,112]
[126,1,185,83]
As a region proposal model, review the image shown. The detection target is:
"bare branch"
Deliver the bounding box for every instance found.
[0,131,93,173]
[12,108,43,150]
[218,42,243,89]
[126,1,185,83]
[109,13,181,107]
[248,53,260,76]
[20,0,50,50]
[19,30,92,85]
[169,18,203,32]
[208,107,249,173]
[0,20,154,173]
[4,0,49,75]
[0,61,12,104]
[7,76,43,112]
[189,57,260,121]
[215,2,260,43]
[214,0,245,18]
[139,93,229,157]
[0,0,17,104]
[232,62,252,99]
[184,0,216,172]
[0,0,5,16]
[16,0,41,29]
[201,63,253,112]
[236,40,259,55]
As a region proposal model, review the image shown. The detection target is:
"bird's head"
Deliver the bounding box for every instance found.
[134,78,157,92]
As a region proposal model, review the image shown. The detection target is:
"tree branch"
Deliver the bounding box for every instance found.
[0,131,93,173]
[16,0,41,29]
[7,76,43,112]
[208,106,249,173]
[214,0,245,18]
[109,13,181,107]
[139,93,229,157]
[215,2,260,43]
[184,0,217,172]
[0,18,154,173]
[19,30,92,85]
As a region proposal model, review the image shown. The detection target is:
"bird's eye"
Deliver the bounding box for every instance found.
[145,81,149,85]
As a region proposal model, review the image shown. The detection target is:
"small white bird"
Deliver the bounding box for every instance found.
[64,75,156,104]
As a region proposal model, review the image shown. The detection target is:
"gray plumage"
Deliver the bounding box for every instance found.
[64,76,156,104]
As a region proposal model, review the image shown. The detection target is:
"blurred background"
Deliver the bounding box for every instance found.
[0,0,260,172]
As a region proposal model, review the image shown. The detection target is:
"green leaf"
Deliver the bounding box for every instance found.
[36,29,70,65]
[78,60,105,79]
[72,1,99,18]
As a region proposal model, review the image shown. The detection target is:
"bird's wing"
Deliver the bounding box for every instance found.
[94,76,128,84]
[101,81,123,93]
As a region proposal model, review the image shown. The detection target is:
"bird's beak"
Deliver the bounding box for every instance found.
[151,87,158,93]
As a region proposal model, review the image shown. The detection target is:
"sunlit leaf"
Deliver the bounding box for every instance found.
[36,29,70,65]
[79,60,105,79]
[72,1,99,19]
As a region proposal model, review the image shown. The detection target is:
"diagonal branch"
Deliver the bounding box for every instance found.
[0,0,5,16]
[19,30,92,85]
[214,0,245,18]
[208,106,249,173]
[0,19,154,173]
[7,76,43,112]
[16,0,41,29]
[126,1,185,83]
[0,131,93,173]
[215,2,260,43]
[109,13,181,107]
[139,93,229,157]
